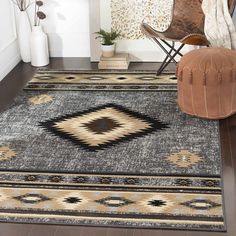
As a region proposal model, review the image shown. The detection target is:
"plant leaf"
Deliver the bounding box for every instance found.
[94,29,120,45]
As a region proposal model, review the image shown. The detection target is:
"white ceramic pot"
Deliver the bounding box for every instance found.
[17,11,31,63]
[30,26,49,67]
[101,44,115,57]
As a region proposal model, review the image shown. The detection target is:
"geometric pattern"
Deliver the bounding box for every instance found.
[0,146,16,161]
[95,196,135,207]
[166,150,203,168]
[181,199,222,210]
[175,179,193,186]
[24,175,40,182]
[40,104,169,151]
[201,179,220,188]
[13,193,51,204]
[56,192,88,210]
[0,77,223,230]
[0,171,222,191]
[142,195,174,213]
[48,175,64,183]
[0,187,224,231]
[26,72,177,91]
[28,94,53,105]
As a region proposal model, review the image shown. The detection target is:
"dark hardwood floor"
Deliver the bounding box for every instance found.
[0,58,235,236]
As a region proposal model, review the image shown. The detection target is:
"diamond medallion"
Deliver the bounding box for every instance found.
[40,104,168,151]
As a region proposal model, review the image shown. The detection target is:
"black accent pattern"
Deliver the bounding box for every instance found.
[95,197,135,207]
[72,176,89,184]
[65,76,76,80]
[48,175,64,183]
[117,77,128,80]
[148,200,167,207]
[99,177,113,184]
[63,197,82,204]
[14,193,51,204]
[84,117,121,134]
[175,179,193,186]
[24,175,40,182]
[2,172,222,191]
[124,178,139,185]
[39,104,169,151]
[95,85,107,89]
[202,180,220,188]
[181,199,222,210]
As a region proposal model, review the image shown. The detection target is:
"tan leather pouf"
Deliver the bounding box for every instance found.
[177,47,236,119]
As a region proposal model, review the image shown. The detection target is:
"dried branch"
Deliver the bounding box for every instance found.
[12,0,32,11]
[33,0,46,26]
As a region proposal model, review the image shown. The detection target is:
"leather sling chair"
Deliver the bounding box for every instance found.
[141,0,236,75]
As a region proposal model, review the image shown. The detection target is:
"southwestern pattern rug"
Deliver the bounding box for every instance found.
[0,72,225,231]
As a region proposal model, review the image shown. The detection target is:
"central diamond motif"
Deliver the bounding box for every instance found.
[40,104,168,151]
[84,117,121,134]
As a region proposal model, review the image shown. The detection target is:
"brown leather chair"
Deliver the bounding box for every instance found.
[141,0,236,75]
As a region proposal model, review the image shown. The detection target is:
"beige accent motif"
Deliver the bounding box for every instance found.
[111,0,174,39]
[0,146,16,161]
[54,107,152,147]
[29,94,53,105]
[167,150,203,168]
[0,187,223,218]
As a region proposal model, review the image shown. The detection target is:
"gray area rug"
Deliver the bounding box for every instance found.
[0,75,225,231]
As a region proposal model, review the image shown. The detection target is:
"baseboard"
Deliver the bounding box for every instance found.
[0,41,21,82]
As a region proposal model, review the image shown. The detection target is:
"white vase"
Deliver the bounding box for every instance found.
[30,26,49,67]
[101,44,115,58]
[17,11,31,63]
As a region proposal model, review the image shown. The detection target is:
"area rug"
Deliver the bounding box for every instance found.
[0,72,225,231]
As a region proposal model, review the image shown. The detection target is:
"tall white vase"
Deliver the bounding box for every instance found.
[17,11,31,63]
[30,26,49,67]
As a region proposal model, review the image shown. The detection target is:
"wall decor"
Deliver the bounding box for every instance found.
[110,0,174,40]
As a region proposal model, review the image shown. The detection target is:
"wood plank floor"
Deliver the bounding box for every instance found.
[0,58,235,236]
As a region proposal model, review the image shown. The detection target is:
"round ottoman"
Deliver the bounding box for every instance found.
[177,47,236,119]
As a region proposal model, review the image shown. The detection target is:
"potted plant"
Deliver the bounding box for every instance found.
[95,29,121,58]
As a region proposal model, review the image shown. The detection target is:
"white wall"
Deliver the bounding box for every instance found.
[1,0,236,81]
[30,0,236,59]
[27,0,90,57]
[0,0,20,81]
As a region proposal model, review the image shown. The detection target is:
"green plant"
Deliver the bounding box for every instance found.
[95,29,121,45]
